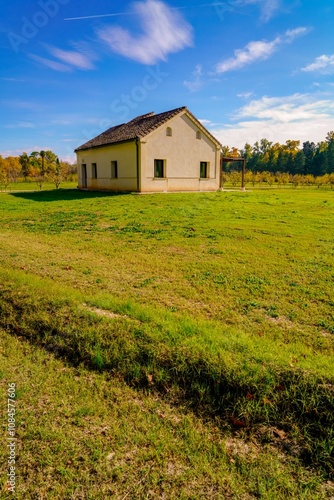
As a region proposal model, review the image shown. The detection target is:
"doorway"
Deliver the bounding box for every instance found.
[82,164,87,188]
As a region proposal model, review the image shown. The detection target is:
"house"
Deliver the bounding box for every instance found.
[75,106,222,193]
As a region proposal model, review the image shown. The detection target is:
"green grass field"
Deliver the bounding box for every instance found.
[0,188,333,498]
[0,180,78,192]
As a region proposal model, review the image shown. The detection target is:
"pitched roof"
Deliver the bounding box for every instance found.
[75,106,221,152]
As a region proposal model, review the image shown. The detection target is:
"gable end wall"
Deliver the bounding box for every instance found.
[140,113,220,192]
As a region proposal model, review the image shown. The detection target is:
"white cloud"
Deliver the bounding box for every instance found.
[97,0,193,64]
[0,148,30,157]
[237,92,254,99]
[51,119,73,125]
[29,43,98,72]
[237,0,281,22]
[183,64,204,92]
[216,27,308,73]
[235,93,332,122]
[210,93,334,148]
[1,99,43,110]
[199,118,221,128]
[258,0,281,21]
[301,54,334,74]
[60,154,76,163]
[0,77,25,82]
[29,54,72,72]
[5,122,36,129]
[46,45,97,70]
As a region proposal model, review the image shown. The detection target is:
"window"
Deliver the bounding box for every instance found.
[111,161,118,179]
[200,161,208,178]
[166,127,172,137]
[91,163,97,179]
[154,159,165,178]
[196,131,202,140]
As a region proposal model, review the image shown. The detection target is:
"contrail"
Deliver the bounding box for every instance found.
[64,12,137,21]
[64,3,240,21]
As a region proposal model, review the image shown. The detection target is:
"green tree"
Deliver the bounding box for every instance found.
[19,153,31,181]
[30,150,58,177]
[313,142,328,176]
[44,150,58,174]
[302,141,316,175]
[40,150,46,176]
[221,145,230,157]
[326,131,334,173]
[242,143,253,160]
[266,148,277,172]
[276,149,288,173]
[292,151,305,175]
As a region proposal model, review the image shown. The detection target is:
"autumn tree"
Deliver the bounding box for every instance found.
[4,157,21,183]
[0,156,21,189]
[30,150,58,177]
[262,171,275,186]
[328,172,334,189]
[229,171,241,186]
[49,158,63,188]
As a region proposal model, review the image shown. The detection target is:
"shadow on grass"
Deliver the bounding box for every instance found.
[10,189,132,202]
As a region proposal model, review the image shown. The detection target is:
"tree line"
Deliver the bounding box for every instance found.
[223,131,334,176]
[223,171,334,189]
[0,150,77,190]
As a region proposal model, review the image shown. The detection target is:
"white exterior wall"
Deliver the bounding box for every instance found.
[76,111,221,192]
[140,113,221,192]
[77,141,137,191]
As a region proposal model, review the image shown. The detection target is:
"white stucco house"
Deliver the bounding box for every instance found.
[75,106,222,193]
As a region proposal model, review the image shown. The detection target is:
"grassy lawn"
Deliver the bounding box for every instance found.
[0,188,333,497]
[0,180,78,192]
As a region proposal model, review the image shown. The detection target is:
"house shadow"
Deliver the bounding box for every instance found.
[10,189,131,203]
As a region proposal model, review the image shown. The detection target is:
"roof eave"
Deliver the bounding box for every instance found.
[75,137,138,153]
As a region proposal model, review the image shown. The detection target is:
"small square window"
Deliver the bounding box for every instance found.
[200,161,208,178]
[91,163,97,179]
[196,131,202,140]
[166,127,172,137]
[154,159,165,178]
[111,161,118,179]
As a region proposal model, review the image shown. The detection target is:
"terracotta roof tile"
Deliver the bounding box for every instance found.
[75,106,221,151]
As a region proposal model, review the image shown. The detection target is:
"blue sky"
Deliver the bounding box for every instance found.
[1,0,334,162]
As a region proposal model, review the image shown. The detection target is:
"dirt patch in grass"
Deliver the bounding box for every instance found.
[81,303,130,320]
